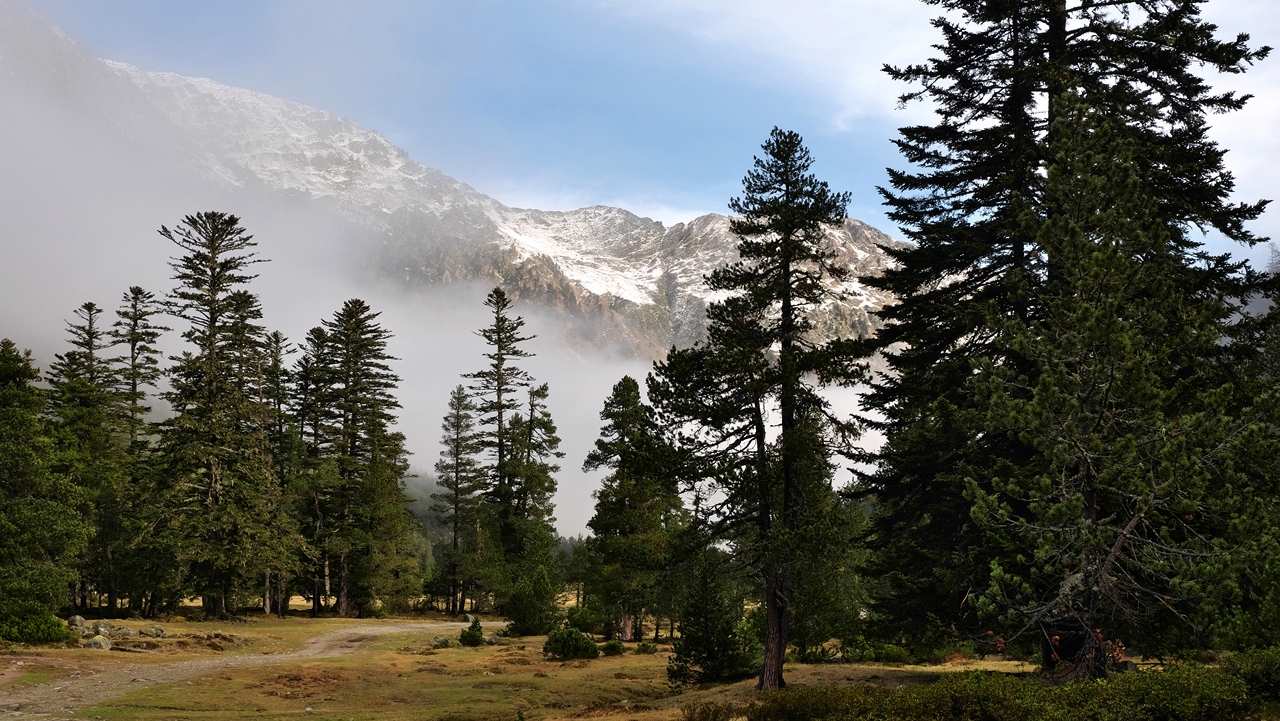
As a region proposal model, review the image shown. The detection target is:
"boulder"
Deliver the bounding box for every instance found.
[485,634,501,646]
[83,635,111,650]
[139,624,165,638]
[112,626,138,638]
[67,615,85,628]
[91,620,111,636]
[464,613,475,623]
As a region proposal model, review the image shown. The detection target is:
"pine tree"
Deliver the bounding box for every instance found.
[45,302,128,611]
[666,548,757,687]
[465,287,535,562]
[158,211,289,619]
[431,385,485,614]
[288,299,418,617]
[584,376,683,641]
[509,383,562,536]
[108,286,171,615]
[323,299,403,480]
[0,339,89,641]
[110,287,168,448]
[863,0,1274,653]
[650,129,856,688]
[292,326,336,457]
[961,102,1280,676]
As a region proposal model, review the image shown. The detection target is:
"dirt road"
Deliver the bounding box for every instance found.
[0,621,467,717]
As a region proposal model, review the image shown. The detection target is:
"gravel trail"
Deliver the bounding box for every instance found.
[0,621,466,717]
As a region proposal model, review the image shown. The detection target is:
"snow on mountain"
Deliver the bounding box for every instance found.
[105,61,904,357]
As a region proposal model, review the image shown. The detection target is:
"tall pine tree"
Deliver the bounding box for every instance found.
[584,376,683,641]
[159,211,290,619]
[863,0,1275,666]
[431,385,485,614]
[0,339,89,641]
[46,302,128,611]
[651,129,857,688]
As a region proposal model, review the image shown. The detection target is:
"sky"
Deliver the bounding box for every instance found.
[25,0,1277,268]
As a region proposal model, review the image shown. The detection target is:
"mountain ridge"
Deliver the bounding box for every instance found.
[107,60,905,357]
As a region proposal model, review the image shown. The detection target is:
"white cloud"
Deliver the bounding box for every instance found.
[590,0,940,129]
[595,0,1280,250]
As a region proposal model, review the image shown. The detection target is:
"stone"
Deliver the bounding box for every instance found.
[83,635,111,650]
[67,615,85,628]
[91,620,111,636]
[485,634,501,646]
[139,624,165,638]
[112,626,138,638]
[464,613,475,623]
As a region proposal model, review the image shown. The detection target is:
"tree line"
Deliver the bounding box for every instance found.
[1,212,424,632]
[4,0,1280,694]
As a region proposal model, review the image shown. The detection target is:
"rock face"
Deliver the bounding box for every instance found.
[106,62,906,358]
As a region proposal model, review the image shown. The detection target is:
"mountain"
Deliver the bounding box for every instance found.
[2,0,902,359]
[103,64,903,358]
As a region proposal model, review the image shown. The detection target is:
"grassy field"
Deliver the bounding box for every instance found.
[2,616,1036,720]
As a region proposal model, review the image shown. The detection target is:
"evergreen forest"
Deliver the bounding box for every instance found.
[6,1,1280,711]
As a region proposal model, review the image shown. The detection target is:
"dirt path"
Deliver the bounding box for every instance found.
[0,621,467,717]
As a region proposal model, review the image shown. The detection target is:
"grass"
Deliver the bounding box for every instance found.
[72,625,1035,721]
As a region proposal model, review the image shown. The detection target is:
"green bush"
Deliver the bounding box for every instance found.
[837,636,912,664]
[505,565,558,637]
[1223,646,1280,703]
[459,618,485,647]
[544,625,599,660]
[0,611,72,644]
[601,639,625,656]
[566,604,604,635]
[635,640,658,655]
[745,667,1250,721]
[681,702,743,721]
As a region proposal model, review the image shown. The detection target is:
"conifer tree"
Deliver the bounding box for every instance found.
[0,339,89,641]
[584,376,682,641]
[317,299,413,615]
[110,287,168,448]
[509,383,562,535]
[287,299,418,616]
[651,129,856,688]
[108,286,171,614]
[292,326,336,457]
[963,102,1280,676]
[864,0,1275,666]
[158,211,289,619]
[466,287,535,562]
[46,302,128,611]
[431,385,485,614]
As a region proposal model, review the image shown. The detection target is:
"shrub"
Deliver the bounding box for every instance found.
[505,565,558,637]
[544,625,599,660]
[745,667,1250,721]
[0,612,72,644]
[681,702,743,721]
[601,639,625,656]
[635,640,658,655]
[566,604,604,635]
[668,553,760,687]
[459,618,485,647]
[1223,646,1280,703]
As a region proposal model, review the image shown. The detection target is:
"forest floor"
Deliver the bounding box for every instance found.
[0,615,1035,720]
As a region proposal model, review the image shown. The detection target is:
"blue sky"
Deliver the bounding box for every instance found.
[28,0,1280,264]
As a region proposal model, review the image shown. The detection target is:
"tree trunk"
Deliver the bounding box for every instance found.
[621,607,633,641]
[337,555,350,616]
[759,567,789,690]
